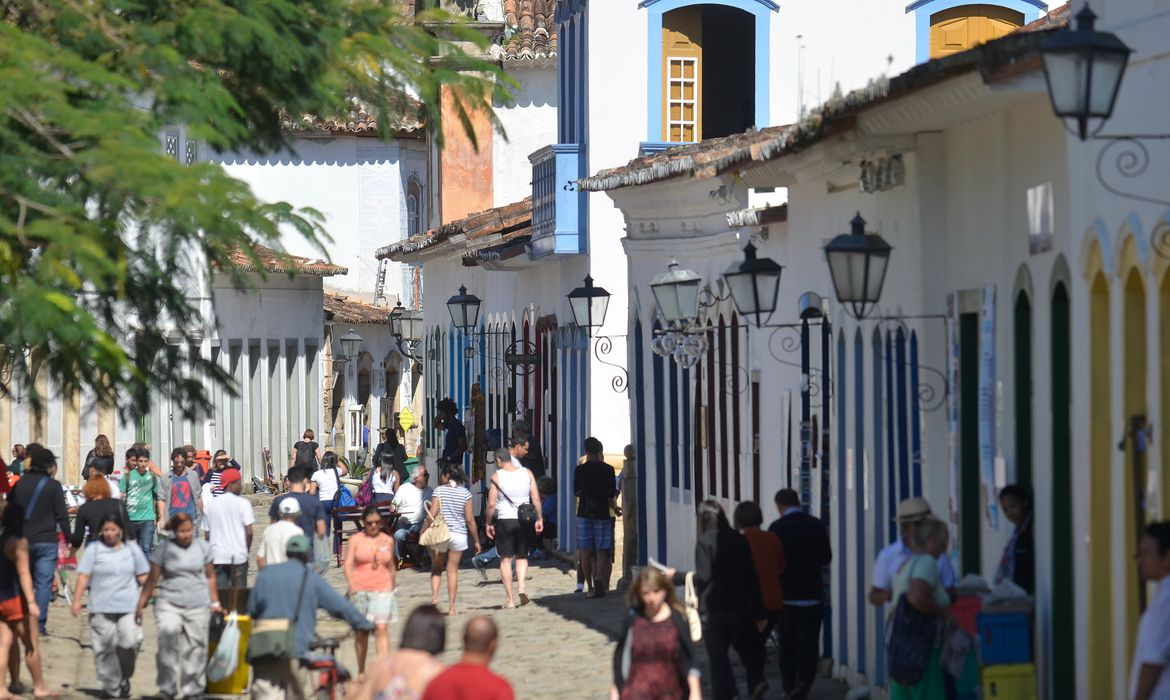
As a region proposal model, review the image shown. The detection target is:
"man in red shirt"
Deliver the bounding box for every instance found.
[422,616,514,700]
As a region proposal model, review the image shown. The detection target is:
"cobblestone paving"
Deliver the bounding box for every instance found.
[36,498,847,699]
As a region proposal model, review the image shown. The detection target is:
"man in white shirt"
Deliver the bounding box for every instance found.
[869,497,957,606]
[257,498,304,568]
[1132,521,1170,700]
[202,468,254,589]
[391,467,432,560]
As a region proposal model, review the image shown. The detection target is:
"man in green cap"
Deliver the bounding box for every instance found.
[248,534,373,699]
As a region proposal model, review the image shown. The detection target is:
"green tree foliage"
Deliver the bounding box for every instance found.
[0,1,505,418]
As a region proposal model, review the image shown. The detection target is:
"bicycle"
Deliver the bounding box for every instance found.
[301,636,352,700]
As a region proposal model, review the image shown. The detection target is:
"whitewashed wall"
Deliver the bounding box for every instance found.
[494,68,557,208]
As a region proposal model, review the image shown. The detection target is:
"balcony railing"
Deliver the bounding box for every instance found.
[528,143,586,258]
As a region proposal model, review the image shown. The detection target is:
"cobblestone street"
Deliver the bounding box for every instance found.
[35,499,847,699]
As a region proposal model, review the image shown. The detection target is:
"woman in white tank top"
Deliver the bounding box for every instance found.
[486,439,544,608]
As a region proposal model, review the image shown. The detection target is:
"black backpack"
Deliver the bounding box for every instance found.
[293,441,316,470]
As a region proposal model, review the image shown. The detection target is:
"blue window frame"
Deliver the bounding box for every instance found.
[640,0,775,146]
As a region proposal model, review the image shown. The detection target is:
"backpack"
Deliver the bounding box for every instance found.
[293,442,317,470]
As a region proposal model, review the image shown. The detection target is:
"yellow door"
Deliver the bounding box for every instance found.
[1087,247,1113,700]
[662,7,701,143]
[929,5,1024,58]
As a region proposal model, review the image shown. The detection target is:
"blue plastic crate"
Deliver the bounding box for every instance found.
[977,611,1032,665]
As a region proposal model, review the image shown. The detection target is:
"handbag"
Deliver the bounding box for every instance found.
[356,471,375,508]
[492,474,537,526]
[886,593,939,685]
[683,572,702,642]
[419,505,452,547]
[938,619,973,678]
[332,467,356,509]
[245,568,310,664]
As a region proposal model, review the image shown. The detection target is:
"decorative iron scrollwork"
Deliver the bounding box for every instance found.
[594,335,628,394]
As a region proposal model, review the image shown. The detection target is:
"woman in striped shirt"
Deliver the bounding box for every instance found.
[420,464,481,616]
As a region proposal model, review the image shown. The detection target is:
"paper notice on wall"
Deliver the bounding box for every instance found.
[863,449,871,511]
[846,448,854,491]
[979,286,1000,530]
[994,456,1007,493]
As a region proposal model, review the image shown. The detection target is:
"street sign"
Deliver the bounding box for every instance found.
[503,340,539,376]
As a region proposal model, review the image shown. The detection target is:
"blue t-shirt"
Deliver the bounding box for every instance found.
[269,492,326,537]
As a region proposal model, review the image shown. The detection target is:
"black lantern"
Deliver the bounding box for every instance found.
[823,213,893,320]
[389,301,405,338]
[567,275,611,335]
[1040,5,1132,141]
[723,242,783,327]
[339,329,364,359]
[650,261,702,326]
[446,285,482,332]
[400,307,424,343]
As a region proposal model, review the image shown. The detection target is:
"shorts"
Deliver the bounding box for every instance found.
[348,590,398,625]
[576,517,613,551]
[0,595,26,622]
[494,518,531,558]
[431,531,468,553]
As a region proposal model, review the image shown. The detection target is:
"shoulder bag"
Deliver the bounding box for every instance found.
[418,501,452,547]
[886,592,939,685]
[683,571,703,642]
[332,467,356,509]
[246,567,310,664]
[492,473,537,526]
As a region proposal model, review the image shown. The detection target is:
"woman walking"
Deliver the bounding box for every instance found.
[343,505,397,678]
[351,604,445,700]
[666,500,767,700]
[82,435,115,481]
[0,505,56,699]
[611,567,701,700]
[134,512,220,700]
[71,514,149,699]
[888,516,951,700]
[485,444,543,608]
[71,474,130,548]
[310,451,349,539]
[420,465,481,616]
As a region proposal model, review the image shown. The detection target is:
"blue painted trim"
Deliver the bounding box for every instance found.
[644,0,772,143]
[910,0,1046,63]
[669,361,680,489]
[652,322,668,562]
[909,332,923,497]
[853,331,867,676]
[872,330,886,687]
[635,321,649,567]
[895,330,910,503]
[639,141,677,156]
[1091,218,1113,272]
[885,332,897,544]
[682,367,692,492]
[836,332,848,665]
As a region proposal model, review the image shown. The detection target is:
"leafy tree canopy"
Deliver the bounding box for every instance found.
[0,0,506,419]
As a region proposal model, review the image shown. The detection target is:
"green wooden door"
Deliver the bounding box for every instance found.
[1051,283,1075,699]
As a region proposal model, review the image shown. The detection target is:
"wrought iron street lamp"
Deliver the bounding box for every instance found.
[650,261,702,327]
[389,300,424,359]
[723,242,783,328]
[339,329,364,359]
[566,275,611,336]
[389,301,405,338]
[446,285,482,333]
[1040,5,1131,141]
[823,213,893,320]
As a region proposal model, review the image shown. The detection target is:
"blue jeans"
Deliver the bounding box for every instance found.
[129,520,156,558]
[322,501,334,537]
[29,542,57,633]
[393,521,421,560]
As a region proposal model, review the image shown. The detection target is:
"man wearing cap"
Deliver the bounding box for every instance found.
[258,499,305,568]
[391,466,432,560]
[202,468,254,588]
[249,534,373,700]
[269,467,327,540]
[869,497,958,606]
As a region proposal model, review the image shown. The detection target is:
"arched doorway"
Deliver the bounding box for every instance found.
[1050,276,1074,700]
[1014,288,1033,491]
[1121,242,1146,658]
[1087,244,1113,700]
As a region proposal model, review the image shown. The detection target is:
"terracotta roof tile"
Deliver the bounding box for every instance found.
[324,293,391,324]
[502,0,556,62]
[280,99,425,136]
[224,242,347,277]
[580,15,1069,193]
[376,197,533,261]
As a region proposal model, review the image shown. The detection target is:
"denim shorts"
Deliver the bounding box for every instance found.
[576,517,613,551]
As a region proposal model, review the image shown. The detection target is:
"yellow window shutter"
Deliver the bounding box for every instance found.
[929,4,1024,59]
[663,7,702,142]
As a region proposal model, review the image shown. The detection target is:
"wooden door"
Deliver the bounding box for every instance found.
[662,6,702,142]
[929,4,1024,58]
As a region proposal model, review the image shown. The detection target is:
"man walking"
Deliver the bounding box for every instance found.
[160,448,202,534]
[121,447,164,557]
[258,499,304,568]
[269,467,326,541]
[869,497,957,606]
[202,468,253,588]
[422,616,514,700]
[10,448,71,636]
[248,535,373,700]
[768,488,831,700]
[573,437,619,597]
